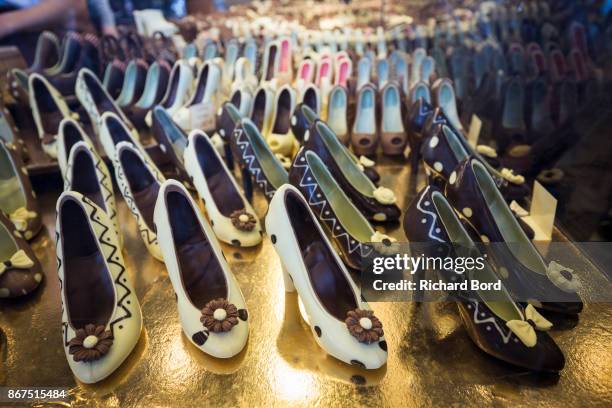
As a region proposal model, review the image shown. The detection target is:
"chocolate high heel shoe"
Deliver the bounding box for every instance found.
[115,59,149,110]
[403,185,565,372]
[0,211,42,298]
[266,185,387,369]
[446,158,583,315]
[99,112,146,161]
[290,104,380,184]
[406,81,433,172]
[250,86,275,135]
[154,180,249,358]
[28,73,73,158]
[127,60,171,129]
[185,130,262,247]
[145,60,193,127]
[215,102,243,169]
[0,142,41,240]
[380,82,407,155]
[174,61,221,132]
[231,118,288,203]
[55,191,142,383]
[267,84,297,157]
[289,149,394,270]
[28,31,60,74]
[65,141,121,247]
[351,83,378,156]
[57,118,95,180]
[151,106,190,184]
[113,142,165,260]
[304,120,400,222]
[76,68,135,137]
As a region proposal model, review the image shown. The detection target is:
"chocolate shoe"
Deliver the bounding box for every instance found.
[55,191,142,383]
[304,120,400,222]
[446,158,583,315]
[115,59,149,109]
[351,83,378,156]
[28,73,73,158]
[57,118,95,181]
[266,185,387,369]
[154,180,249,358]
[185,130,262,247]
[403,185,565,372]
[289,149,393,270]
[267,84,297,157]
[0,142,41,240]
[326,85,349,145]
[231,118,288,203]
[151,106,190,184]
[250,85,275,135]
[0,211,42,298]
[380,82,407,155]
[113,142,165,260]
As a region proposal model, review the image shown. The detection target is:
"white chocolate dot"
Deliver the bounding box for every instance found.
[429,136,439,148]
[359,317,373,330]
[34,273,42,282]
[291,116,297,126]
[213,308,227,321]
[219,128,225,137]
[462,207,473,217]
[239,214,250,222]
[480,235,490,243]
[83,335,99,349]
[449,171,457,185]
[373,213,387,222]
[304,130,310,141]
[433,162,443,172]
[421,218,427,224]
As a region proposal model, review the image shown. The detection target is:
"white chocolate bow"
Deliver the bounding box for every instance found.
[373,187,396,205]
[505,304,552,347]
[10,207,37,232]
[546,261,582,293]
[500,168,525,185]
[0,249,34,276]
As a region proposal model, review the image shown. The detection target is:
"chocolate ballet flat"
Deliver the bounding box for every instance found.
[266,185,387,369]
[55,191,142,383]
[289,149,394,270]
[113,142,165,260]
[0,211,43,299]
[304,120,400,222]
[185,130,262,247]
[0,142,41,240]
[154,180,249,358]
[445,158,583,315]
[403,185,565,372]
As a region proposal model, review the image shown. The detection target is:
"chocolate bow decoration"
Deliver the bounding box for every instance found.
[505,304,553,347]
[10,207,37,232]
[0,249,34,276]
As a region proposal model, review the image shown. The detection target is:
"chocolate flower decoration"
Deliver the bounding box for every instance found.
[201,298,239,333]
[345,309,384,344]
[230,209,256,231]
[68,324,113,362]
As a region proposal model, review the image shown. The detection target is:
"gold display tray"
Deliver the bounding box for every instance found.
[0,155,611,408]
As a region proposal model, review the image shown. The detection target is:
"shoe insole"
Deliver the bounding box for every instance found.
[265,44,277,81]
[194,135,243,217]
[83,73,118,116]
[302,87,319,114]
[299,60,313,82]
[377,59,389,87]
[318,60,331,84]
[413,83,431,104]
[357,58,371,88]
[421,56,435,83]
[286,193,357,321]
[382,86,403,133]
[355,88,375,135]
[336,60,350,86]
[411,48,426,84]
[272,89,292,135]
[244,41,257,70]
[106,116,138,151]
[395,58,408,90]
[225,42,239,69]
[251,90,268,131]
[327,88,347,136]
[61,199,114,329]
[116,61,138,107]
[531,80,553,133]
[70,149,105,211]
[502,80,524,130]
[163,65,181,107]
[166,191,227,309]
[103,63,124,100]
[32,78,63,134]
[472,161,546,275]
[191,64,211,105]
[120,148,159,228]
[279,39,290,73]
[442,126,469,162]
[439,83,462,131]
[136,63,160,108]
[203,42,218,61]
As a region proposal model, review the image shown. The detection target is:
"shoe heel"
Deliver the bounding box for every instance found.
[241,167,253,202]
[281,262,296,292]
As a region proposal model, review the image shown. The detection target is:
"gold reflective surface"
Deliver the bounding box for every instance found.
[0,160,611,407]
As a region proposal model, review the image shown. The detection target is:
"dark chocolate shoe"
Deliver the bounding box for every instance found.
[151,106,190,185]
[304,120,400,222]
[403,185,565,372]
[445,158,583,315]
